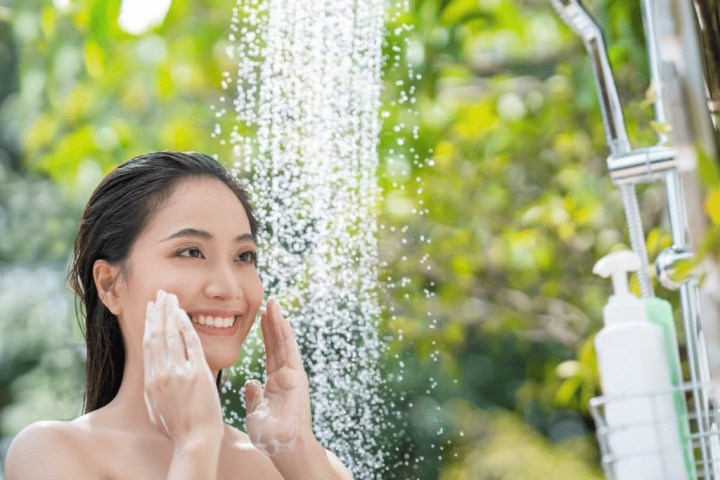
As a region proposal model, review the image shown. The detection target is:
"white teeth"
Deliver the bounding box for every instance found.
[189,314,236,328]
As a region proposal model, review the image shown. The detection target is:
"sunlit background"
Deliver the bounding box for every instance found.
[1,0,719,478]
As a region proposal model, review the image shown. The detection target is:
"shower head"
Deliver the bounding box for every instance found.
[551,0,601,42]
[551,0,630,155]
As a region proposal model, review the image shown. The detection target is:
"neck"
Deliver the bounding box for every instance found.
[94,343,220,432]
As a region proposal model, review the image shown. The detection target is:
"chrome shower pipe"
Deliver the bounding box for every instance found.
[639,0,670,143]
[641,0,715,474]
[551,0,654,297]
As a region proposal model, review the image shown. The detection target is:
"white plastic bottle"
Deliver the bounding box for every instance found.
[593,250,689,480]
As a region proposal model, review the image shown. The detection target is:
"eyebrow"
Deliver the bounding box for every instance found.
[160,228,255,244]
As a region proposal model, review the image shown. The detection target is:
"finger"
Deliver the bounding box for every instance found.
[152,289,168,365]
[264,299,303,371]
[260,307,278,372]
[143,300,157,380]
[176,306,203,368]
[145,298,165,375]
[143,303,162,430]
[164,293,183,364]
[260,303,287,374]
[244,379,264,414]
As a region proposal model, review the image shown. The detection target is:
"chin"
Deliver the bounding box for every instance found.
[206,353,242,372]
[200,342,244,372]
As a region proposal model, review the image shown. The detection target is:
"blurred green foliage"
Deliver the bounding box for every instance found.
[1,0,718,479]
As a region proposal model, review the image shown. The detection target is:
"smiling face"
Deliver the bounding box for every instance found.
[112,177,264,372]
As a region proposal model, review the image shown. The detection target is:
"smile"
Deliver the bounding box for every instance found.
[188,314,239,329]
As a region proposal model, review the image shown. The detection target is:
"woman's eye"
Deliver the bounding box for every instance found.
[238,251,257,263]
[177,247,204,259]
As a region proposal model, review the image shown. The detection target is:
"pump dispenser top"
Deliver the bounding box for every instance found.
[592,250,646,325]
[591,249,690,479]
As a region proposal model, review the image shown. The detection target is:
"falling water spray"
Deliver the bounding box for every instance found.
[212,0,393,477]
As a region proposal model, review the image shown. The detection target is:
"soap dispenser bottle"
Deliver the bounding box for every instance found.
[593,250,690,480]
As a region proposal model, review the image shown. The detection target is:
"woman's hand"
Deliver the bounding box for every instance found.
[143,289,225,449]
[245,299,354,479]
[244,298,314,456]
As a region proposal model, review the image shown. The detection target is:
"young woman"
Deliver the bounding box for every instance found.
[5,151,352,479]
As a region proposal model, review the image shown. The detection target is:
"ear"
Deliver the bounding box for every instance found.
[93,260,123,315]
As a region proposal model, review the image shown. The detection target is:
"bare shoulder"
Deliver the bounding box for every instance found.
[5,420,87,480]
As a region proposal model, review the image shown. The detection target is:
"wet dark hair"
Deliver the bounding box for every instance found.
[69,151,258,413]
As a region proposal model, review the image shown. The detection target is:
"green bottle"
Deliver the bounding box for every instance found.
[644,296,696,479]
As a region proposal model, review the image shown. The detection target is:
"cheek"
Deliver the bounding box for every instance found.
[121,276,191,334]
[246,273,265,311]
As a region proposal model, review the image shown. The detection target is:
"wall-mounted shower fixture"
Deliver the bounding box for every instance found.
[552,0,719,477]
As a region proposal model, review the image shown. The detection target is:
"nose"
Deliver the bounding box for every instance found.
[204,260,242,301]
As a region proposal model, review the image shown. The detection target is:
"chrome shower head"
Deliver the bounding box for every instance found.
[551,0,630,155]
[551,0,601,42]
